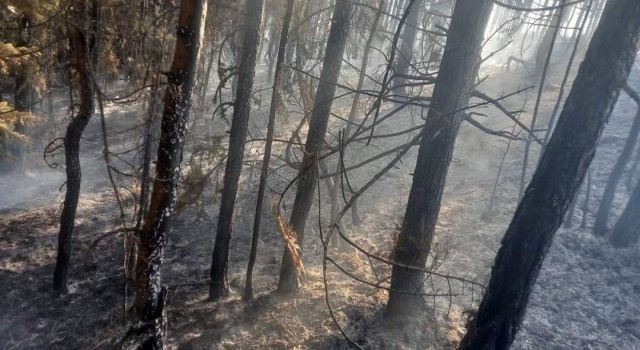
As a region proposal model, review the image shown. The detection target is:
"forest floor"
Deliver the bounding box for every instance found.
[1,50,640,350]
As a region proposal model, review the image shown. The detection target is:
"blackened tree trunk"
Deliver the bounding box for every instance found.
[391,0,423,99]
[594,87,640,236]
[244,0,295,301]
[53,0,96,294]
[460,1,640,348]
[277,0,353,294]
[385,0,493,319]
[209,0,264,300]
[610,180,640,247]
[134,0,206,348]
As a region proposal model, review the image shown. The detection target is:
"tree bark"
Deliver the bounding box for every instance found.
[385,0,493,319]
[277,0,353,294]
[53,0,96,294]
[244,0,295,301]
[610,179,640,247]
[460,1,640,348]
[209,0,264,300]
[133,0,206,348]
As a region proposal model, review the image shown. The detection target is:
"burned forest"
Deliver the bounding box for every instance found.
[1,0,640,349]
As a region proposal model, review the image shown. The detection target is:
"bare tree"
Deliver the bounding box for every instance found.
[460,1,640,348]
[386,0,493,318]
[278,0,354,294]
[133,0,207,347]
[244,0,295,301]
[209,0,265,300]
[53,0,96,294]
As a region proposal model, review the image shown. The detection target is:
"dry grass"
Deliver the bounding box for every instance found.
[274,204,305,279]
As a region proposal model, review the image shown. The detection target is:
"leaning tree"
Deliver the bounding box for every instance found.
[278,0,354,294]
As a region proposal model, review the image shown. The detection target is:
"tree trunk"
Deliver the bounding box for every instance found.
[460,1,640,348]
[385,0,493,319]
[244,0,295,301]
[209,0,264,300]
[328,0,385,232]
[277,0,353,294]
[594,90,640,236]
[53,0,96,294]
[133,0,206,348]
[610,179,640,247]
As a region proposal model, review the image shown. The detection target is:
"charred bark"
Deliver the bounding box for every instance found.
[386,0,492,319]
[209,0,264,300]
[460,1,640,348]
[133,0,206,348]
[277,0,353,294]
[53,1,96,294]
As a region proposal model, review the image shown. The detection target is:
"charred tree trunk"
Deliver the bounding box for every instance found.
[385,0,493,319]
[610,179,640,247]
[244,0,295,301]
[594,87,640,236]
[137,75,162,229]
[209,0,264,300]
[53,1,96,294]
[460,1,640,348]
[277,0,353,294]
[133,0,206,348]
